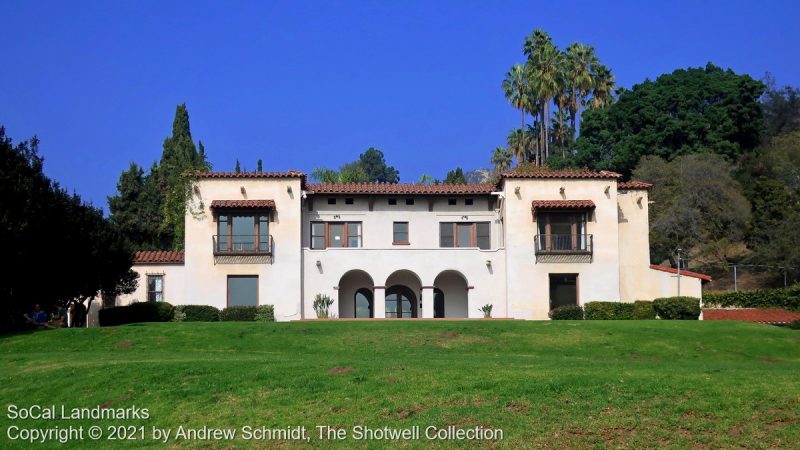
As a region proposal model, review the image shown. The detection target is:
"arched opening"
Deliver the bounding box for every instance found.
[385,286,417,318]
[433,270,468,318]
[384,270,422,319]
[338,270,374,318]
[354,288,373,318]
[433,288,445,318]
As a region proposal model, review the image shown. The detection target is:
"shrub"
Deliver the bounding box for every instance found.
[789,319,800,330]
[550,305,584,320]
[633,301,656,320]
[313,294,334,319]
[172,305,186,322]
[99,302,174,326]
[220,306,257,321]
[583,301,634,320]
[703,284,800,311]
[653,297,701,320]
[182,305,221,322]
[479,304,493,318]
[254,305,275,322]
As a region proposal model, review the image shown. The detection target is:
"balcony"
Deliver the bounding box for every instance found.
[534,234,593,263]
[213,235,273,256]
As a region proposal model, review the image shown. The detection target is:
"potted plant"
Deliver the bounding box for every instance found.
[313,294,334,319]
[480,304,493,318]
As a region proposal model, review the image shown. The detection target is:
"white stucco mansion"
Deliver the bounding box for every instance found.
[117,168,711,320]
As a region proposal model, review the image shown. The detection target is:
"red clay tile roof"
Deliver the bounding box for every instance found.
[502,168,621,180]
[133,251,185,265]
[618,181,654,190]
[703,308,800,324]
[199,170,305,179]
[210,199,275,209]
[531,200,596,210]
[649,264,712,282]
[308,183,497,195]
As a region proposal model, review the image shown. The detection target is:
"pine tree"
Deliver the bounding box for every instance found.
[235,160,241,173]
[257,159,263,173]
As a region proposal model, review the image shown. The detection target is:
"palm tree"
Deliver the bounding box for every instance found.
[506,128,526,165]
[589,64,616,109]
[502,65,532,162]
[550,110,571,157]
[565,43,597,138]
[525,29,563,163]
[490,146,513,173]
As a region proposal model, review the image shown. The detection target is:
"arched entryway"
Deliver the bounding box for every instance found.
[433,270,469,318]
[384,270,422,319]
[338,270,374,318]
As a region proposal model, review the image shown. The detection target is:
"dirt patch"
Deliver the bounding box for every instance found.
[504,401,529,414]
[386,403,426,420]
[439,332,459,340]
[115,340,135,349]
[328,367,353,375]
[758,355,783,364]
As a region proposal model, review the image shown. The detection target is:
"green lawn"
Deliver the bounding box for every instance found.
[0,321,798,449]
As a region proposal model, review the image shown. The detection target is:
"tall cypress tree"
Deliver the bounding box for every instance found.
[109,103,209,251]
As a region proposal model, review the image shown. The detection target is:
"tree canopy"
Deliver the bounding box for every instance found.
[311,147,399,183]
[1,127,136,330]
[577,63,765,176]
[444,167,466,184]
[108,104,210,250]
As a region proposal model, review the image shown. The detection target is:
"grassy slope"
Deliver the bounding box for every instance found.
[0,321,798,449]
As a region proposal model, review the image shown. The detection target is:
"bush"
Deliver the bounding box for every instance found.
[254,305,275,322]
[550,305,584,320]
[703,284,800,311]
[584,302,634,320]
[789,319,800,330]
[99,302,174,326]
[653,297,701,320]
[182,305,221,322]
[172,305,186,322]
[220,305,257,321]
[633,301,656,320]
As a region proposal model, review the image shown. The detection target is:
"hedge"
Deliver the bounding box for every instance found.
[633,301,656,320]
[584,302,634,320]
[551,305,584,320]
[220,305,258,321]
[789,319,800,330]
[703,284,800,311]
[99,302,174,326]
[653,297,701,320]
[182,305,221,322]
[254,305,275,322]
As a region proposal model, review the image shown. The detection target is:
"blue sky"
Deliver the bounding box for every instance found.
[2,0,799,209]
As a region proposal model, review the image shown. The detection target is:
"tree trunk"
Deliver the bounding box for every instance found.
[544,101,550,162]
[521,109,526,164]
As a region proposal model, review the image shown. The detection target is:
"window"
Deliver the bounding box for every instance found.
[147,275,163,302]
[439,222,491,249]
[388,198,397,205]
[393,222,409,244]
[465,198,473,206]
[228,276,258,306]
[549,274,578,310]
[447,198,457,205]
[216,213,270,253]
[385,286,417,318]
[310,222,363,249]
[327,198,336,205]
[345,198,354,205]
[405,198,414,205]
[355,288,373,318]
[536,212,588,252]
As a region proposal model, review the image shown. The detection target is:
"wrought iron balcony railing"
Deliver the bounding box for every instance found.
[534,234,593,255]
[213,234,273,255]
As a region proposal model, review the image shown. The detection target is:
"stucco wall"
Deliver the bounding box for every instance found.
[502,178,622,319]
[117,264,186,306]
[181,176,304,321]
